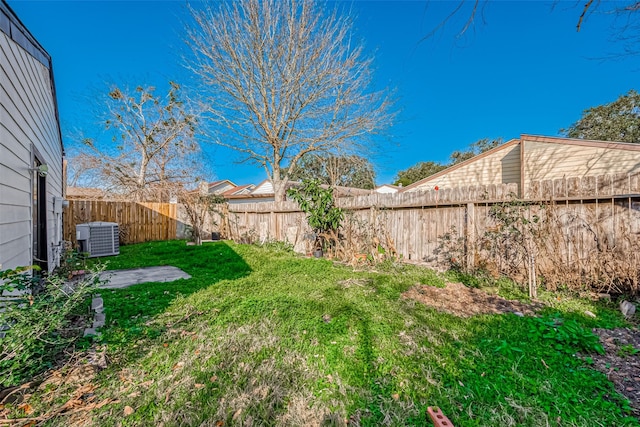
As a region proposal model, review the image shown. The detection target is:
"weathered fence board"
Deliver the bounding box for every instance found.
[64,200,178,245]
[226,173,640,280]
[63,173,640,290]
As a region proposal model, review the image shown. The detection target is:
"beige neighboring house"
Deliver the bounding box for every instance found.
[222,184,255,197]
[0,1,64,272]
[402,135,640,197]
[375,184,401,194]
[208,180,237,195]
[227,179,371,204]
[226,179,283,204]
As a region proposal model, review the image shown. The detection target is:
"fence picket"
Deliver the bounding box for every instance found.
[64,200,178,245]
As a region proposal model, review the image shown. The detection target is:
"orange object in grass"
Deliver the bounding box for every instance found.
[427,406,454,427]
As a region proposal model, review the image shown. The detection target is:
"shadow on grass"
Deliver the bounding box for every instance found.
[79,242,639,426]
[94,240,252,358]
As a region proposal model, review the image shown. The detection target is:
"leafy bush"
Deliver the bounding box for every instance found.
[528,314,604,355]
[287,179,343,251]
[0,256,103,387]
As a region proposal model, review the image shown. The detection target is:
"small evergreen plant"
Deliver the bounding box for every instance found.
[287,179,343,252]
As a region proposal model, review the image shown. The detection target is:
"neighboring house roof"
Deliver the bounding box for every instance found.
[249,179,370,197]
[208,180,237,194]
[226,193,275,202]
[222,184,255,196]
[521,134,640,152]
[331,185,371,197]
[225,179,371,204]
[209,179,237,188]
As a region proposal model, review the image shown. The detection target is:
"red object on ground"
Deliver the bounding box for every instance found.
[427,407,454,427]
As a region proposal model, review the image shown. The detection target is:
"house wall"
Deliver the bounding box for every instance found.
[522,136,640,197]
[228,196,275,205]
[405,140,521,193]
[0,11,63,272]
[375,186,398,194]
[209,181,235,194]
[252,180,274,195]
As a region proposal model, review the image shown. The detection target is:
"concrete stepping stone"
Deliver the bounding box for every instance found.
[99,266,191,289]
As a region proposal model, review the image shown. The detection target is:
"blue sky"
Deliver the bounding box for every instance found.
[9,0,640,186]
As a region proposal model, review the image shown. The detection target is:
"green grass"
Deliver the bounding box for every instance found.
[30,241,639,425]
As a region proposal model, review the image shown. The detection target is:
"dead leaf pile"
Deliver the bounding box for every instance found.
[0,384,118,426]
[402,282,543,317]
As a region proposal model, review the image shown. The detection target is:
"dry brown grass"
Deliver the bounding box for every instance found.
[88,318,347,427]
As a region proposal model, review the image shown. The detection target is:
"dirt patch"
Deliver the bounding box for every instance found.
[588,327,640,416]
[402,282,543,317]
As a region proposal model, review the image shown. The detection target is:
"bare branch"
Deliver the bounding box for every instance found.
[428,1,640,57]
[70,83,202,201]
[576,0,595,32]
[186,0,394,201]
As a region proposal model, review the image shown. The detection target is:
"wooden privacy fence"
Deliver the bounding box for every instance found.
[226,183,521,259]
[63,200,178,245]
[61,172,640,291]
[226,173,640,291]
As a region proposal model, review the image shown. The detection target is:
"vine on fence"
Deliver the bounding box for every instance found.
[481,198,544,298]
[436,197,640,296]
[287,180,343,254]
[334,209,398,264]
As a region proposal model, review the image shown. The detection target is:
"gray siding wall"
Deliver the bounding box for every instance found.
[406,142,521,193]
[522,138,640,196]
[0,31,63,272]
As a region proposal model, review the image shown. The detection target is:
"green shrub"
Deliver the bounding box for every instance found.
[287,179,343,251]
[0,257,104,387]
[528,314,604,355]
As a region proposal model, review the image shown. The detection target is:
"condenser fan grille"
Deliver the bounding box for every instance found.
[76,222,120,257]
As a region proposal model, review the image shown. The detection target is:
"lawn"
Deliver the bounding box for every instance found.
[26,241,640,425]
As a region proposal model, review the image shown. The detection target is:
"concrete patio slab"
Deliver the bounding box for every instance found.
[99,266,191,289]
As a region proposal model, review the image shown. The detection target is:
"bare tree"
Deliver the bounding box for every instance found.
[66,150,102,188]
[186,0,394,202]
[75,82,201,201]
[423,1,640,57]
[286,154,376,189]
[179,186,225,245]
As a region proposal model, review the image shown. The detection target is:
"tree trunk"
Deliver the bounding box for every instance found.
[272,167,288,204]
[274,180,286,203]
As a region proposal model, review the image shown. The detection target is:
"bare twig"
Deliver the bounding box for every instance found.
[576,0,595,32]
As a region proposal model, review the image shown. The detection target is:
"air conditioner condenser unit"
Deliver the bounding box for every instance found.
[76,222,120,257]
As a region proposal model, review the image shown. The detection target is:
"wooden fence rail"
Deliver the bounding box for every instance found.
[63,200,178,245]
[62,172,640,292]
[226,174,640,290]
[226,183,521,258]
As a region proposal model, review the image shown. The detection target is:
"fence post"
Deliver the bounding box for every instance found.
[465,202,475,270]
